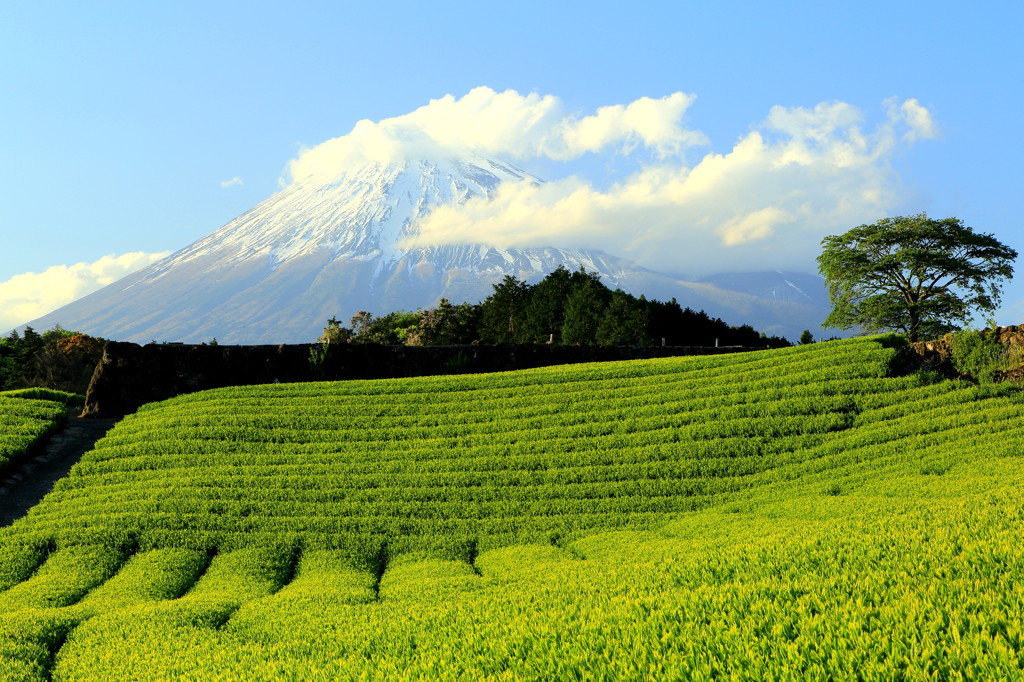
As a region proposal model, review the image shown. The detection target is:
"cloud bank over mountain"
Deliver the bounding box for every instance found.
[283,87,935,277]
[285,87,707,181]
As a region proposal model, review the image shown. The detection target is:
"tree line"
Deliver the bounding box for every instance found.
[0,327,105,394]
[6,212,1012,395]
[319,266,791,348]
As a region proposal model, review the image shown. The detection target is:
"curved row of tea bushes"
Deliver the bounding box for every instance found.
[0,336,1023,678]
[2,338,918,557]
[0,392,75,474]
[5,469,1024,679]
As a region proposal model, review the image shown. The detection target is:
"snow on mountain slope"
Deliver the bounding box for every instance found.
[147,156,536,275]
[698,271,828,306]
[20,154,830,344]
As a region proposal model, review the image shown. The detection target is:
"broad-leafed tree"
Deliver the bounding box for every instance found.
[818,214,1017,342]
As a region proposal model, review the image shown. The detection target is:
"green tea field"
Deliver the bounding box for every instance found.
[0,390,80,475]
[1,336,1022,679]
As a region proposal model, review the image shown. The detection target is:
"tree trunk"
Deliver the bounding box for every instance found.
[907,305,920,343]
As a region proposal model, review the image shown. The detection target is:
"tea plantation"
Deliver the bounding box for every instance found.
[1,336,1022,679]
[0,389,80,475]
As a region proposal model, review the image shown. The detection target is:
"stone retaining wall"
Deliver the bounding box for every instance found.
[904,325,1024,380]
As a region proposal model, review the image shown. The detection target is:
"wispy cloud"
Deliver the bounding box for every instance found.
[220,176,244,188]
[0,252,169,332]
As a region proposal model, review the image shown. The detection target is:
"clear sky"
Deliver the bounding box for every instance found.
[2,1,1022,331]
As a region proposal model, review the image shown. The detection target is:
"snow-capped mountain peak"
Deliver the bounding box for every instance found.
[150,155,537,280]
[21,152,829,344]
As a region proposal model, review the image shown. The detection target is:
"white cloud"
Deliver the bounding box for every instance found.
[887,97,937,142]
[220,176,244,188]
[285,87,705,182]
[279,88,934,277]
[403,98,933,276]
[0,252,169,332]
[718,207,790,247]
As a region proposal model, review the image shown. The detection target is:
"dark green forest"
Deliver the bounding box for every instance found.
[320,266,791,348]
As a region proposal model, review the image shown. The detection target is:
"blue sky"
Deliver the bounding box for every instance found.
[2,1,1022,330]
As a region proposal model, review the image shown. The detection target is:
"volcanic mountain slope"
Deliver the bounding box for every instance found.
[22,155,829,344]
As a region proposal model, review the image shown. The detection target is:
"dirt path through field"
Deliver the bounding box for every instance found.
[0,416,116,526]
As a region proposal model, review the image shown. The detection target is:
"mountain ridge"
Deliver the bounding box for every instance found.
[19,154,832,343]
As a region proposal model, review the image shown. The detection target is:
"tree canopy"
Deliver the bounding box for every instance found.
[0,326,105,393]
[318,266,791,348]
[817,214,1017,342]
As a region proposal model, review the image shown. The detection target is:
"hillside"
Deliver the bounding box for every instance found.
[1,337,1023,678]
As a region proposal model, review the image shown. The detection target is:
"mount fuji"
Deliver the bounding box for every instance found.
[20,154,830,344]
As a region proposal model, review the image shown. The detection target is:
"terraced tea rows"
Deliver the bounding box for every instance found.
[0,336,1022,679]
[0,390,78,474]
[6,339,902,553]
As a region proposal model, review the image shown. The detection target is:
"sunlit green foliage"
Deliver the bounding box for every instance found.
[0,394,70,473]
[0,388,84,407]
[949,327,1022,383]
[818,214,1017,342]
[0,336,1022,678]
